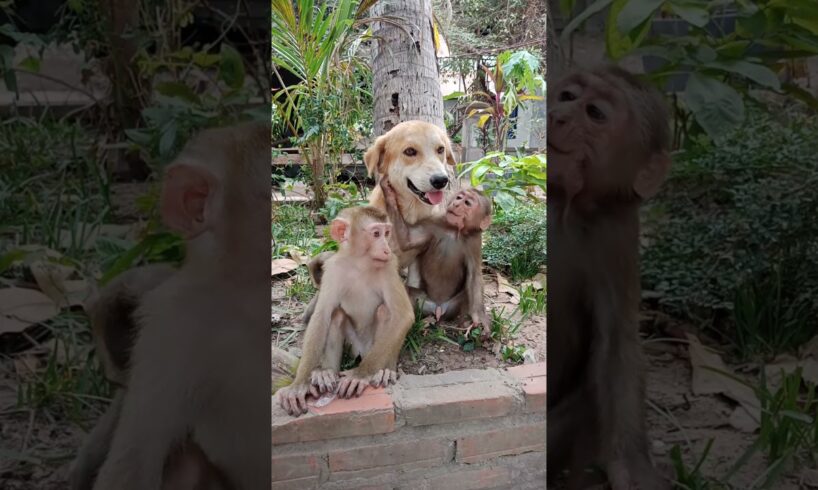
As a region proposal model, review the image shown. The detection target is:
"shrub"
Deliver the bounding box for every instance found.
[483,200,546,280]
[641,108,818,357]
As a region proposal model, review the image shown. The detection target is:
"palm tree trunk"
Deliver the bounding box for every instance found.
[370,0,444,135]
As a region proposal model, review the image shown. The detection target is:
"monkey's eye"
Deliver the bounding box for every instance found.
[373,230,381,238]
[385,229,391,238]
[465,199,473,207]
[404,148,417,157]
[437,146,445,154]
[559,91,576,102]
[587,104,606,122]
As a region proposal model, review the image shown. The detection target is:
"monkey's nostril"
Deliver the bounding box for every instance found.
[430,174,449,189]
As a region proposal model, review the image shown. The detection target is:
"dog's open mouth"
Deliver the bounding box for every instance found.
[407,179,444,205]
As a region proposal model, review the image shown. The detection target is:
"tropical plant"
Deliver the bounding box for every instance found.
[560,0,818,144]
[271,0,380,209]
[459,151,545,210]
[463,49,546,152]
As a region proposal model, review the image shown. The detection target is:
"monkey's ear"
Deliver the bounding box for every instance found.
[633,151,670,200]
[160,162,218,239]
[364,136,386,177]
[329,218,351,242]
[479,215,491,231]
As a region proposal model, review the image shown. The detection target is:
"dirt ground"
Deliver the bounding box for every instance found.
[271,268,547,375]
[641,312,808,489]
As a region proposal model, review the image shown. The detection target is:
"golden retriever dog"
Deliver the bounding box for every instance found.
[365,120,457,226]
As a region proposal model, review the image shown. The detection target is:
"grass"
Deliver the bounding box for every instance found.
[286,267,316,302]
[518,284,546,317]
[12,313,110,425]
[732,266,813,361]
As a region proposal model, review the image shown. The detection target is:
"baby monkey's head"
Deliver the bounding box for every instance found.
[445,188,492,233]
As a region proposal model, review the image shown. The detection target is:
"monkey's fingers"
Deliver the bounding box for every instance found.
[370,369,386,387]
[296,391,309,414]
[390,370,397,384]
[337,377,353,398]
[355,379,367,396]
[309,384,319,399]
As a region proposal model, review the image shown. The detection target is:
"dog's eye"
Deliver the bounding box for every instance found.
[404,148,417,157]
[437,146,445,154]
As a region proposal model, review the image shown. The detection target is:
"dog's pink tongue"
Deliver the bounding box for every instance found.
[426,191,444,205]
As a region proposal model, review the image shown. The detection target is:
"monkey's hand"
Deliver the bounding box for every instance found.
[370,368,398,388]
[336,369,372,398]
[277,382,318,417]
[310,368,338,394]
[379,177,398,208]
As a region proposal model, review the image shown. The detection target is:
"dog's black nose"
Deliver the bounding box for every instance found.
[430,174,449,189]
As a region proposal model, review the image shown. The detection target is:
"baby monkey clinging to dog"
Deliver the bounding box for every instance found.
[380,178,492,331]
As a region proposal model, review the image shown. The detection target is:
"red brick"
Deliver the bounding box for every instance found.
[329,438,451,472]
[272,388,395,444]
[396,382,515,426]
[271,453,321,482]
[270,475,319,490]
[456,422,546,463]
[505,362,546,380]
[522,376,546,413]
[424,466,512,490]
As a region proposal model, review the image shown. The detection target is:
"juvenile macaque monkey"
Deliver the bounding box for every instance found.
[86,121,270,489]
[380,178,491,330]
[70,264,232,490]
[278,206,414,416]
[547,65,672,489]
[70,264,173,489]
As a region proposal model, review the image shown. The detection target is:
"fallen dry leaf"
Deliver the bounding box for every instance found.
[800,335,818,359]
[0,287,60,334]
[13,355,39,378]
[687,333,760,432]
[520,272,546,291]
[764,354,818,390]
[801,468,818,488]
[496,274,520,305]
[271,258,299,277]
[288,250,311,266]
[30,261,90,308]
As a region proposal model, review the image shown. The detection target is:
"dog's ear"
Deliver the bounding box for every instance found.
[439,127,457,166]
[364,134,387,178]
[444,137,458,166]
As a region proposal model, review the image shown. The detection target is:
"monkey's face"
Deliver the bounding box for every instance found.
[445,190,491,232]
[365,121,457,207]
[361,221,393,267]
[547,70,642,202]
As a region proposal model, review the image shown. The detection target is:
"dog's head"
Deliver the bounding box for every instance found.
[364,121,457,206]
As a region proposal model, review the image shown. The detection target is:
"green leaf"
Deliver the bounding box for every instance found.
[616,0,664,34]
[607,0,653,59]
[560,0,614,45]
[668,1,709,28]
[0,249,28,275]
[681,72,745,140]
[219,44,245,90]
[704,60,781,90]
[0,44,16,93]
[155,81,201,104]
[18,56,40,73]
[443,91,465,100]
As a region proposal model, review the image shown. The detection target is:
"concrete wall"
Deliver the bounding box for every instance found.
[272,363,547,489]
